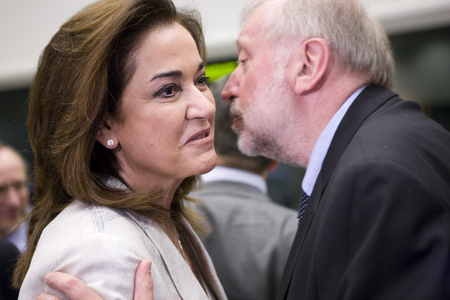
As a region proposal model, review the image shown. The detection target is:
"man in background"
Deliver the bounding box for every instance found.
[0,141,30,254]
[191,76,297,300]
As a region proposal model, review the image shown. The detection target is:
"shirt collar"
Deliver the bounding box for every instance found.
[201,165,268,194]
[301,86,366,196]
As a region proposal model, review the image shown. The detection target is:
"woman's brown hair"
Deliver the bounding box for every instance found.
[14,0,207,287]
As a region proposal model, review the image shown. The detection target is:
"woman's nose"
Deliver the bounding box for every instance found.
[186,89,215,120]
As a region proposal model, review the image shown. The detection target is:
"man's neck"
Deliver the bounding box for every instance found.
[300,70,368,168]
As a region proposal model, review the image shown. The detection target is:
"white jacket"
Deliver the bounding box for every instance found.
[19,196,226,300]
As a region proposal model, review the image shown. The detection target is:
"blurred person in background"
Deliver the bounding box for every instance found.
[0,140,30,254]
[191,75,297,300]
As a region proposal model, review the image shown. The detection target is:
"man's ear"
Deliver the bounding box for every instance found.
[292,38,330,95]
[96,120,118,149]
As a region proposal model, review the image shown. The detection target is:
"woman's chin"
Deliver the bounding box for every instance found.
[197,153,217,176]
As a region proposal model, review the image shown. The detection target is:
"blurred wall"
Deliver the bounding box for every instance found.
[1,0,450,90]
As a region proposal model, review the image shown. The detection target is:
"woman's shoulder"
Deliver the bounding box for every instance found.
[19,201,152,299]
[42,200,150,244]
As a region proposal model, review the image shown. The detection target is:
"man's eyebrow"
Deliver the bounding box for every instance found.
[236,40,242,51]
[150,62,206,82]
[235,40,245,56]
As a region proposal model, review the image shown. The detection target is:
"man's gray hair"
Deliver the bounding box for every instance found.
[241,0,394,89]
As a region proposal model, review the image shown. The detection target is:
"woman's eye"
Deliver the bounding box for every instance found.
[155,84,179,98]
[196,75,209,86]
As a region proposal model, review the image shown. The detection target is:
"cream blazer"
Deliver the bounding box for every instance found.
[19,197,227,299]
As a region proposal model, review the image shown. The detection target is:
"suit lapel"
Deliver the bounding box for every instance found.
[277,86,397,299]
[306,86,397,218]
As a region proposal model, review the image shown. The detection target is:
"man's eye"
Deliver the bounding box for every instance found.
[155,84,179,98]
[13,181,26,190]
[0,185,7,194]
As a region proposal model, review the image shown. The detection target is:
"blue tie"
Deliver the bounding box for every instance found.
[297,191,310,224]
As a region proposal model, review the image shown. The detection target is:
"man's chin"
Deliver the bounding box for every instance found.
[237,134,261,157]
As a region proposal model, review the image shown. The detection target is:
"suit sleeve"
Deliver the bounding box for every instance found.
[316,159,450,299]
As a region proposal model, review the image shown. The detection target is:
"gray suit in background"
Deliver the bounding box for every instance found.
[192,177,297,300]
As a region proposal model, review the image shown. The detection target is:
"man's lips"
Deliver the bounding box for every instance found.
[232,114,244,133]
[1,210,19,220]
[230,105,244,132]
[186,129,211,144]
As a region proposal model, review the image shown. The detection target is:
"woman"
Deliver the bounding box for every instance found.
[13,0,226,299]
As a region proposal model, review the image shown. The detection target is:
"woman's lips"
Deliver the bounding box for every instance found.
[185,128,212,145]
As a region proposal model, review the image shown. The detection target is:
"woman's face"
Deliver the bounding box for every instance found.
[104,23,216,191]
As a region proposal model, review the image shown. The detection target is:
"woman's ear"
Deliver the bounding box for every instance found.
[292,38,330,95]
[96,120,118,149]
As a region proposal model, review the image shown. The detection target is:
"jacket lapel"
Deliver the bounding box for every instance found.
[277,86,398,299]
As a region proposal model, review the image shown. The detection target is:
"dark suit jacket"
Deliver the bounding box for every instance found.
[0,239,20,300]
[277,86,450,299]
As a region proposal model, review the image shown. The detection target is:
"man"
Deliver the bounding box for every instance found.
[0,141,30,254]
[191,76,297,300]
[40,0,450,298]
[220,0,450,299]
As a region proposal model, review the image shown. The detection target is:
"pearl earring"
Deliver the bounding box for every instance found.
[107,139,115,147]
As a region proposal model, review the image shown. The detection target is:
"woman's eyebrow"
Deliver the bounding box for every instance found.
[151,70,182,81]
[150,62,206,82]
[198,61,206,71]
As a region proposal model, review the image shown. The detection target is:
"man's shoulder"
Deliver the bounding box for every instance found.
[342,95,450,159]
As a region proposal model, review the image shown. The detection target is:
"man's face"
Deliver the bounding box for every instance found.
[221,4,302,164]
[0,148,29,237]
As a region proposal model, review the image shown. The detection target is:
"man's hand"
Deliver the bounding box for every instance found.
[36,259,154,300]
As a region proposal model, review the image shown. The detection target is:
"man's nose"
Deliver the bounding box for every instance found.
[3,186,23,209]
[221,70,239,103]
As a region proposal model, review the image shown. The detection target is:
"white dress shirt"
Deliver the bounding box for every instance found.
[202,165,268,194]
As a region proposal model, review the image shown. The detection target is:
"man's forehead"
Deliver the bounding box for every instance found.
[236,7,267,54]
[0,148,27,178]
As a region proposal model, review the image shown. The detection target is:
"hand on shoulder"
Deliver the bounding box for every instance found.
[36,259,154,300]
